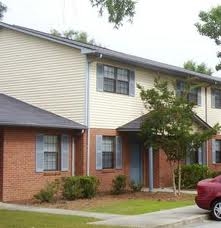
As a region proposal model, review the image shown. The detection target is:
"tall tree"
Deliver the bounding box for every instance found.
[138,79,219,195]
[90,0,136,28]
[0,1,7,20]
[195,5,221,71]
[50,29,97,45]
[183,60,213,75]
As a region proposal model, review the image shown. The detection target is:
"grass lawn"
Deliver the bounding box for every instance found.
[0,210,115,228]
[87,199,194,215]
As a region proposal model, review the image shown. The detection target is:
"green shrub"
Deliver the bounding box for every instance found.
[63,176,83,200]
[79,176,100,199]
[111,175,127,195]
[63,176,99,200]
[175,164,213,189]
[34,180,61,203]
[211,170,221,178]
[129,181,143,192]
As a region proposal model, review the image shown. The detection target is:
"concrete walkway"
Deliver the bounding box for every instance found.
[0,202,208,228]
[90,205,208,227]
[0,202,121,220]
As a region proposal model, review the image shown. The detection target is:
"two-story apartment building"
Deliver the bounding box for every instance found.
[0,22,221,201]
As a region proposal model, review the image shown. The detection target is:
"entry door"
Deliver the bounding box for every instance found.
[130,144,142,184]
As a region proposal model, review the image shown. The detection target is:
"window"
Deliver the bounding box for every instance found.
[97,64,134,96]
[103,65,129,95]
[215,140,221,163]
[189,149,199,164]
[96,135,122,170]
[44,135,59,171]
[212,89,221,109]
[102,136,115,169]
[176,80,201,105]
[188,87,198,104]
[176,80,185,97]
[116,68,129,94]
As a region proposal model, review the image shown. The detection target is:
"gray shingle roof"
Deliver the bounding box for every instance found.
[1,22,221,84]
[0,94,86,129]
[117,113,212,132]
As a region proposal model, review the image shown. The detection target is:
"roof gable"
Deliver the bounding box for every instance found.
[0,94,86,129]
[117,113,212,132]
[0,22,220,84]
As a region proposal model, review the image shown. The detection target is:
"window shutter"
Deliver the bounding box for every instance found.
[115,136,123,169]
[61,135,69,171]
[96,63,104,92]
[96,135,103,170]
[36,134,44,172]
[202,142,207,165]
[129,70,135,97]
[186,151,190,165]
[197,87,201,106]
[198,147,203,165]
[211,89,215,108]
[212,139,216,164]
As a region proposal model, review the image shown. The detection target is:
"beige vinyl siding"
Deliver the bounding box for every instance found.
[207,87,221,127]
[89,59,208,129]
[90,60,172,129]
[194,87,206,121]
[0,29,86,124]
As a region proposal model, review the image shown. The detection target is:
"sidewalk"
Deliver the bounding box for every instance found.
[90,205,208,228]
[0,202,208,228]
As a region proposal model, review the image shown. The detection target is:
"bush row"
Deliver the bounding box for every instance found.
[34,175,143,202]
[175,164,221,189]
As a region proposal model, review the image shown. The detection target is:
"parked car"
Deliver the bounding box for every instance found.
[195,175,221,221]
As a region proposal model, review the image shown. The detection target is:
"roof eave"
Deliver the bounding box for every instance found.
[90,52,220,85]
[0,22,94,53]
[0,122,87,130]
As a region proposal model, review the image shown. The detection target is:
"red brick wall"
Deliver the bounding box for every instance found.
[75,131,87,176]
[2,127,77,202]
[158,149,172,187]
[208,137,221,172]
[0,129,3,200]
[89,129,127,191]
[89,129,172,191]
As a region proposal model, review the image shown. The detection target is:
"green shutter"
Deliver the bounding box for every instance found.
[96,64,104,92]
[115,136,122,169]
[36,134,44,172]
[96,135,103,170]
[61,135,69,171]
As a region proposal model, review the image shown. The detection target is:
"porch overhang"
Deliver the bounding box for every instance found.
[0,94,86,130]
[117,113,212,132]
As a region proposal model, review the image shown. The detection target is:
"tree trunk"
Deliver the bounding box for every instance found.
[170,161,177,196]
[178,161,181,196]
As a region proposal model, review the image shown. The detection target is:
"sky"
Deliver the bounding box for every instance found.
[2,0,221,76]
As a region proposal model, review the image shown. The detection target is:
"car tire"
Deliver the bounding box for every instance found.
[211,200,221,221]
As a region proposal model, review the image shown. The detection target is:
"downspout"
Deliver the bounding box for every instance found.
[85,56,91,176]
[205,86,209,166]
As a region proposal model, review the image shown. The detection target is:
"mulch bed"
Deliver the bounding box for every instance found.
[14,191,195,211]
